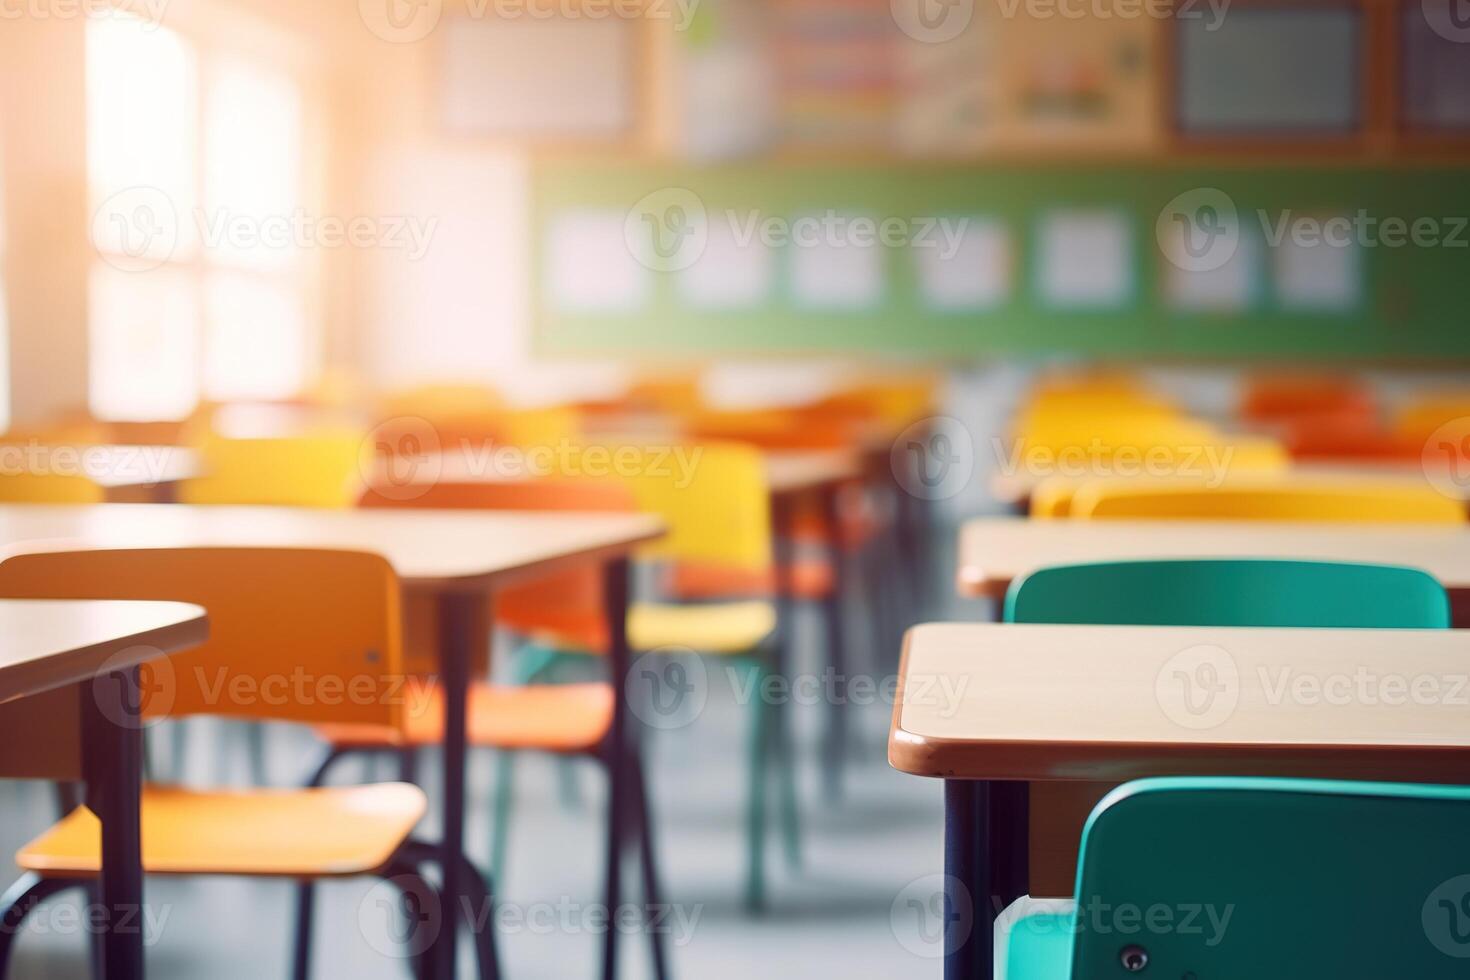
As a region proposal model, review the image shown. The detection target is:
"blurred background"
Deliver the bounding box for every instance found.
[0,0,1468,976]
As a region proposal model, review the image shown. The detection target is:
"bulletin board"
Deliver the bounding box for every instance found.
[529,161,1470,361]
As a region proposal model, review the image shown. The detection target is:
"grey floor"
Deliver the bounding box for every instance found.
[0,524,990,979]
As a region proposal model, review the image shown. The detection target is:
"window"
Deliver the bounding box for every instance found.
[86,15,311,421]
[0,125,10,433]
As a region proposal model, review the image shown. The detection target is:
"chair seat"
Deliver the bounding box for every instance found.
[629,600,777,654]
[997,898,1075,980]
[18,783,426,879]
[315,681,614,754]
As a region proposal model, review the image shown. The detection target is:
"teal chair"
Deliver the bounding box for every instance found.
[1004,559,1451,629]
[1004,777,1470,978]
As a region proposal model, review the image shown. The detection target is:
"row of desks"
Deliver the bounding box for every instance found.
[0,442,865,980]
[893,513,1470,979]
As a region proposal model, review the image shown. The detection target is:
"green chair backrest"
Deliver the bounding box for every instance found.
[1068,777,1470,977]
[1004,559,1451,629]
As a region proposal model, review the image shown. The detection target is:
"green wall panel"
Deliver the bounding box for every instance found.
[530,162,1470,361]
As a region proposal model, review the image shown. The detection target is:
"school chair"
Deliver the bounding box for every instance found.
[1027,437,1291,518]
[618,441,799,912]
[1006,558,1451,630]
[0,472,103,504]
[1070,481,1465,523]
[0,547,498,980]
[1240,373,1376,425]
[1282,414,1424,461]
[180,430,365,509]
[349,477,669,947]
[1001,777,1470,979]
[1396,393,1470,445]
[1004,557,1450,900]
[379,383,503,421]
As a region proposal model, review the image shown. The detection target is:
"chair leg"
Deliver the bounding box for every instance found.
[379,859,445,980]
[290,879,316,980]
[556,757,583,811]
[744,660,771,914]
[774,678,802,872]
[602,738,628,980]
[398,748,419,785]
[820,587,848,804]
[489,752,515,886]
[246,723,268,785]
[170,718,189,781]
[452,853,501,980]
[629,750,669,980]
[289,744,356,980]
[0,873,81,979]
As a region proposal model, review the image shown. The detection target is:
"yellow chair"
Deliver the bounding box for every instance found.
[180,430,365,509]
[379,383,502,421]
[0,473,103,504]
[1071,481,1466,523]
[1028,440,1292,519]
[600,440,792,911]
[0,547,497,980]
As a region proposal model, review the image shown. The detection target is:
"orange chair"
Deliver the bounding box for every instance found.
[1282,414,1424,462]
[0,548,497,980]
[1241,374,1376,425]
[346,479,670,975]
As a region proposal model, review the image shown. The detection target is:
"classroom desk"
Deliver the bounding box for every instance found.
[890,621,1470,980]
[0,445,199,503]
[989,461,1456,514]
[958,517,1470,623]
[0,503,662,979]
[0,599,208,980]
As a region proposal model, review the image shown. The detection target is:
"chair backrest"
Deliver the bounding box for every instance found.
[181,431,365,508]
[359,478,633,658]
[1071,481,1465,523]
[616,441,771,572]
[0,548,404,726]
[1240,373,1375,423]
[0,472,104,503]
[1005,559,1451,629]
[1066,777,1470,978]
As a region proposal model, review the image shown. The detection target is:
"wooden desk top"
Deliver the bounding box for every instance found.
[958,517,1470,598]
[0,445,200,490]
[763,450,862,496]
[380,447,862,499]
[891,622,1470,784]
[0,599,207,703]
[0,504,664,593]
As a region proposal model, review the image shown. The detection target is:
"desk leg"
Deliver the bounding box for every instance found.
[944,780,1028,980]
[438,592,480,980]
[819,484,849,802]
[83,667,146,980]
